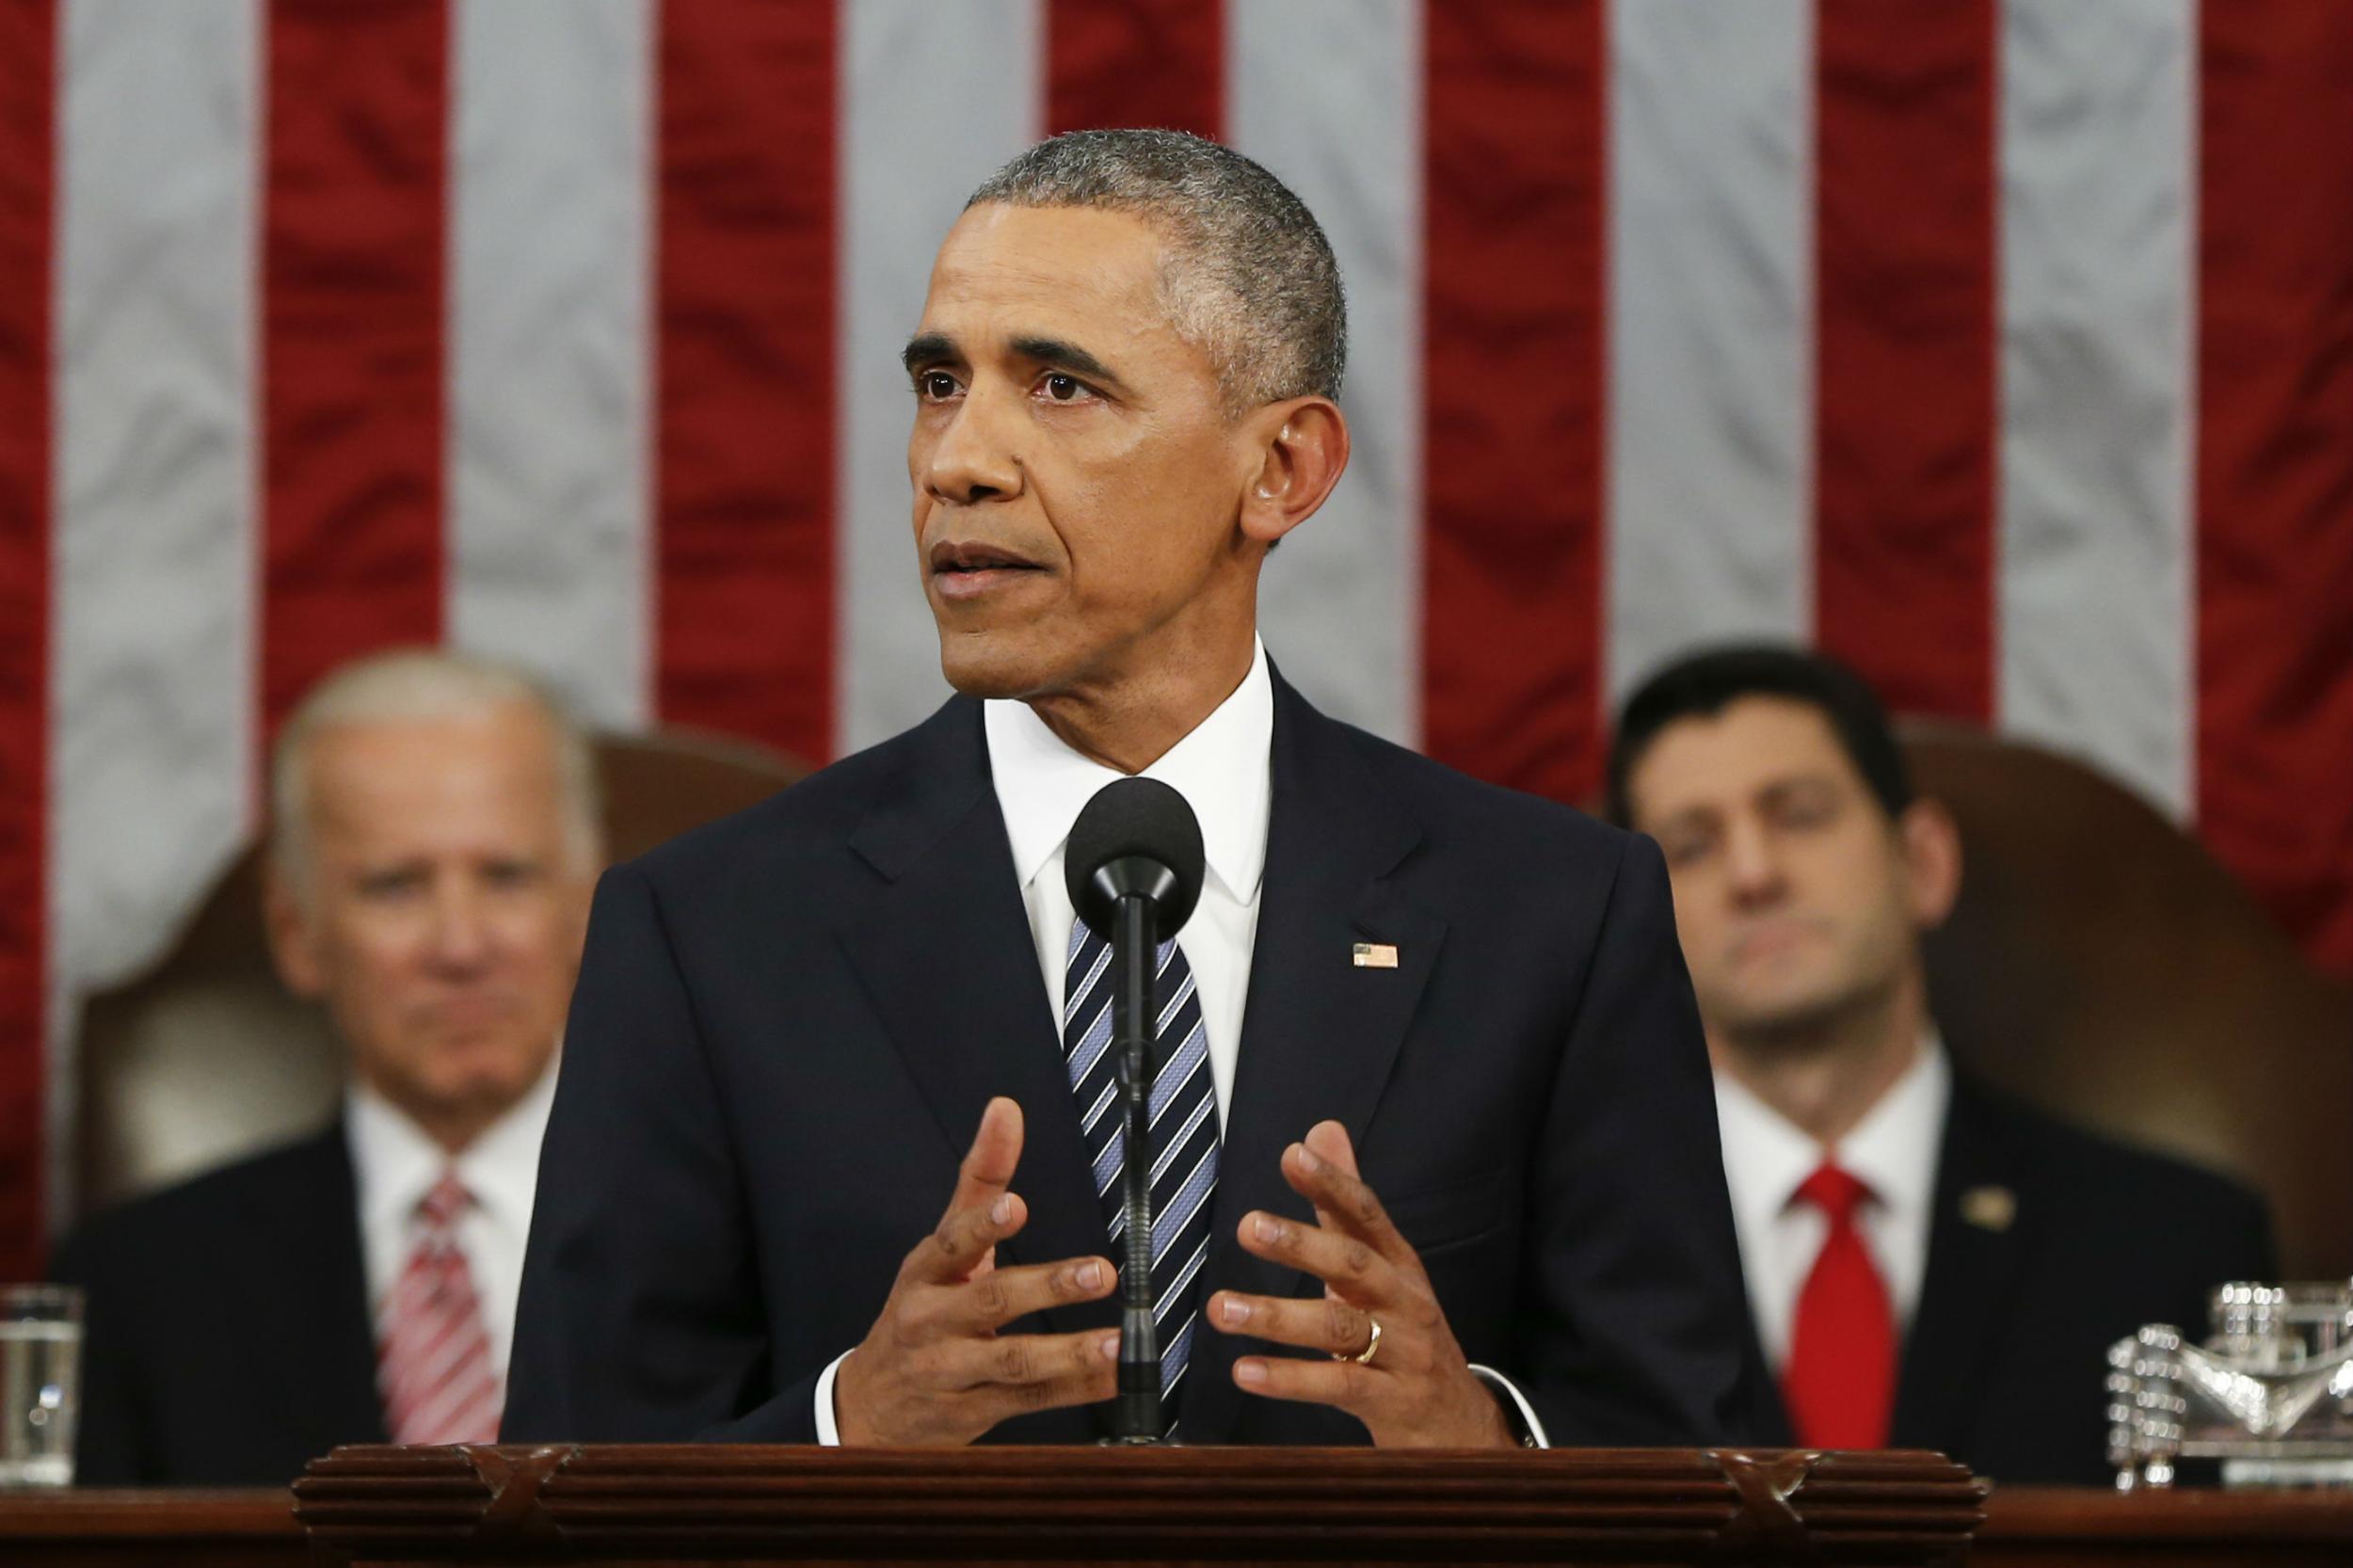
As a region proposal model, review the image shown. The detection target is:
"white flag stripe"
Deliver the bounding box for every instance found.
[51,0,260,991]
[1229,0,1421,744]
[447,0,654,728]
[49,0,263,1226]
[1605,0,1816,703]
[836,0,1041,754]
[1995,0,2197,818]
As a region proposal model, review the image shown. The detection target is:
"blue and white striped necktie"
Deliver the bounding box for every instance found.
[1061,917,1221,1417]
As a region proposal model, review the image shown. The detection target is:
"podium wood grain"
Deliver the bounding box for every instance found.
[0,1488,296,1568]
[293,1443,1984,1565]
[1977,1485,2353,1568]
[8,1459,2348,1568]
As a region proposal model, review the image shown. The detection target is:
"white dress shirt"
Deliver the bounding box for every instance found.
[819,638,1545,1445]
[1710,1036,1950,1369]
[986,635,1274,1128]
[345,1060,558,1378]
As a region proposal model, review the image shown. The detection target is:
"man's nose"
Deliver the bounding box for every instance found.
[425,885,494,969]
[1722,819,1786,904]
[923,386,1024,504]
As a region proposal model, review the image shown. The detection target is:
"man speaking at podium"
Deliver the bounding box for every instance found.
[506,131,1754,1449]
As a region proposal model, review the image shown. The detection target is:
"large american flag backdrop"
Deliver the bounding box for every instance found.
[0,0,2348,1273]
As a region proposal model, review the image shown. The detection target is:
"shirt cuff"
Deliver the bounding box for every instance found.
[1467,1364,1551,1449]
[813,1349,852,1446]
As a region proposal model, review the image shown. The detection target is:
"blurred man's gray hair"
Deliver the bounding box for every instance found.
[968,128,1346,414]
[270,648,603,900]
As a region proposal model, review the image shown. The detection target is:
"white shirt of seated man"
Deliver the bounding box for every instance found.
[1713,1035,1948,1368]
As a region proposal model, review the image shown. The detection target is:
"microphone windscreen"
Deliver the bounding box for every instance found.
[1064,776,1207,939]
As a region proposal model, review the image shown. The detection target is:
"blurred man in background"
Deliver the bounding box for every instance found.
[50,649,599,1485]
[1609,645,2275,1484]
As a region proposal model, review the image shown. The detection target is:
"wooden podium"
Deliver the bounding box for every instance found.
[292,1443,1984,1566]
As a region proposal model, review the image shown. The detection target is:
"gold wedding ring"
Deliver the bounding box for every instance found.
[1337,1314,1382,1366]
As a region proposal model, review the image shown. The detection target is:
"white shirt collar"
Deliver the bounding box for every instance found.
[345,1054,558,1242]
[983,637,1273,902]
[1713,1032,1950,1225]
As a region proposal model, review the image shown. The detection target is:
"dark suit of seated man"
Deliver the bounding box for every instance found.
[1607,645,2278,1484]
[504,129,1761,1451]
[49,650,600,1485]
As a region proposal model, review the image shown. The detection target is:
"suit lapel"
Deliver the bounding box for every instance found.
[1181,675,1444,1443]
[1890,1075,2032,1453]
[837,701,1111,1354]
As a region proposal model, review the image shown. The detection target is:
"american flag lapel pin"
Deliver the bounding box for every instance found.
[1352,941,1399,968]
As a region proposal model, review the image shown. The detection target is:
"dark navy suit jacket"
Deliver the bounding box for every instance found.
[50,1126,388,1485]
[505,672,1762,1447]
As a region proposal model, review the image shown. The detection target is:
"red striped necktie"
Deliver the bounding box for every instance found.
[1781,1162,1896,1450]
[376,1172,503,1446]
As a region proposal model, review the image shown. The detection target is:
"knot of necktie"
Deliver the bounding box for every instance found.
[1793,1162,1872,1225]
[416,1172,472,1233]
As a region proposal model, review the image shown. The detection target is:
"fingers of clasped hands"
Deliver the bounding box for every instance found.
[833,1098,1120,1446]
[1205,1119,1514,1448]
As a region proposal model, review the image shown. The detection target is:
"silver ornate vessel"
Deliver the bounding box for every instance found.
[2108,1281,2353,1488]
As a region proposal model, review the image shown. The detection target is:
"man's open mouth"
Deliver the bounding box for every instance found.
[930,541,1044,576]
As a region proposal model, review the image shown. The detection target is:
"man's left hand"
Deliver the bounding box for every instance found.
[1207,1120,1516,1448]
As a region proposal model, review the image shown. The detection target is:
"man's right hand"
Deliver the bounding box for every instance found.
[833,1096,1121,1445]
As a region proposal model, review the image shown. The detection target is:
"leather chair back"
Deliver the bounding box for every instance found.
[1907,725,2353,1277]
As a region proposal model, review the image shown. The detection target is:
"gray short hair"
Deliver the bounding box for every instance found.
[270,648,603,899]
[967,129,1346,413]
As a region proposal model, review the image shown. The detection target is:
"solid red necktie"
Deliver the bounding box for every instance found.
[375,1173,503,1446]
[1781,1162,1896,1449]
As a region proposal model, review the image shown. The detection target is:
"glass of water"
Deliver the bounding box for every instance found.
[0,1286,81,1487]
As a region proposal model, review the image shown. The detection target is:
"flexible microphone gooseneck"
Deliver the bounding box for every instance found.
[1065,776,1206,1444]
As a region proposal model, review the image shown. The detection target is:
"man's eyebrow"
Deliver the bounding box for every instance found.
[901,332,957,375]
[1009,335,1125,391]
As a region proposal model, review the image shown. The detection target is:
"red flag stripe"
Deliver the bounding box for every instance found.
[1420,0,1609,805]
[0,0,53,1277]
[261,0,451,739]
[1046,0,1224,139]
[653,0,837,765]
[1811,0,2000,723]
[2197,3,2353,973]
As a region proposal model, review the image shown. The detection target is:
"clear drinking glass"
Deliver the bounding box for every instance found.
[0,1286,82,1487]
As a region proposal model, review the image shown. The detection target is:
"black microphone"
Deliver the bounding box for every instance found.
[1065,776,1206,1444]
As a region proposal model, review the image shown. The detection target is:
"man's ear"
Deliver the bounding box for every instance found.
[1897,797,1963,932]
[263,860,328,1000]
[1238,395,1350,548]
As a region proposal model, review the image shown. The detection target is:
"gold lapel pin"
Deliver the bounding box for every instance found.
[1961,1185,2016,1233]
[1352,941,1399,968]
